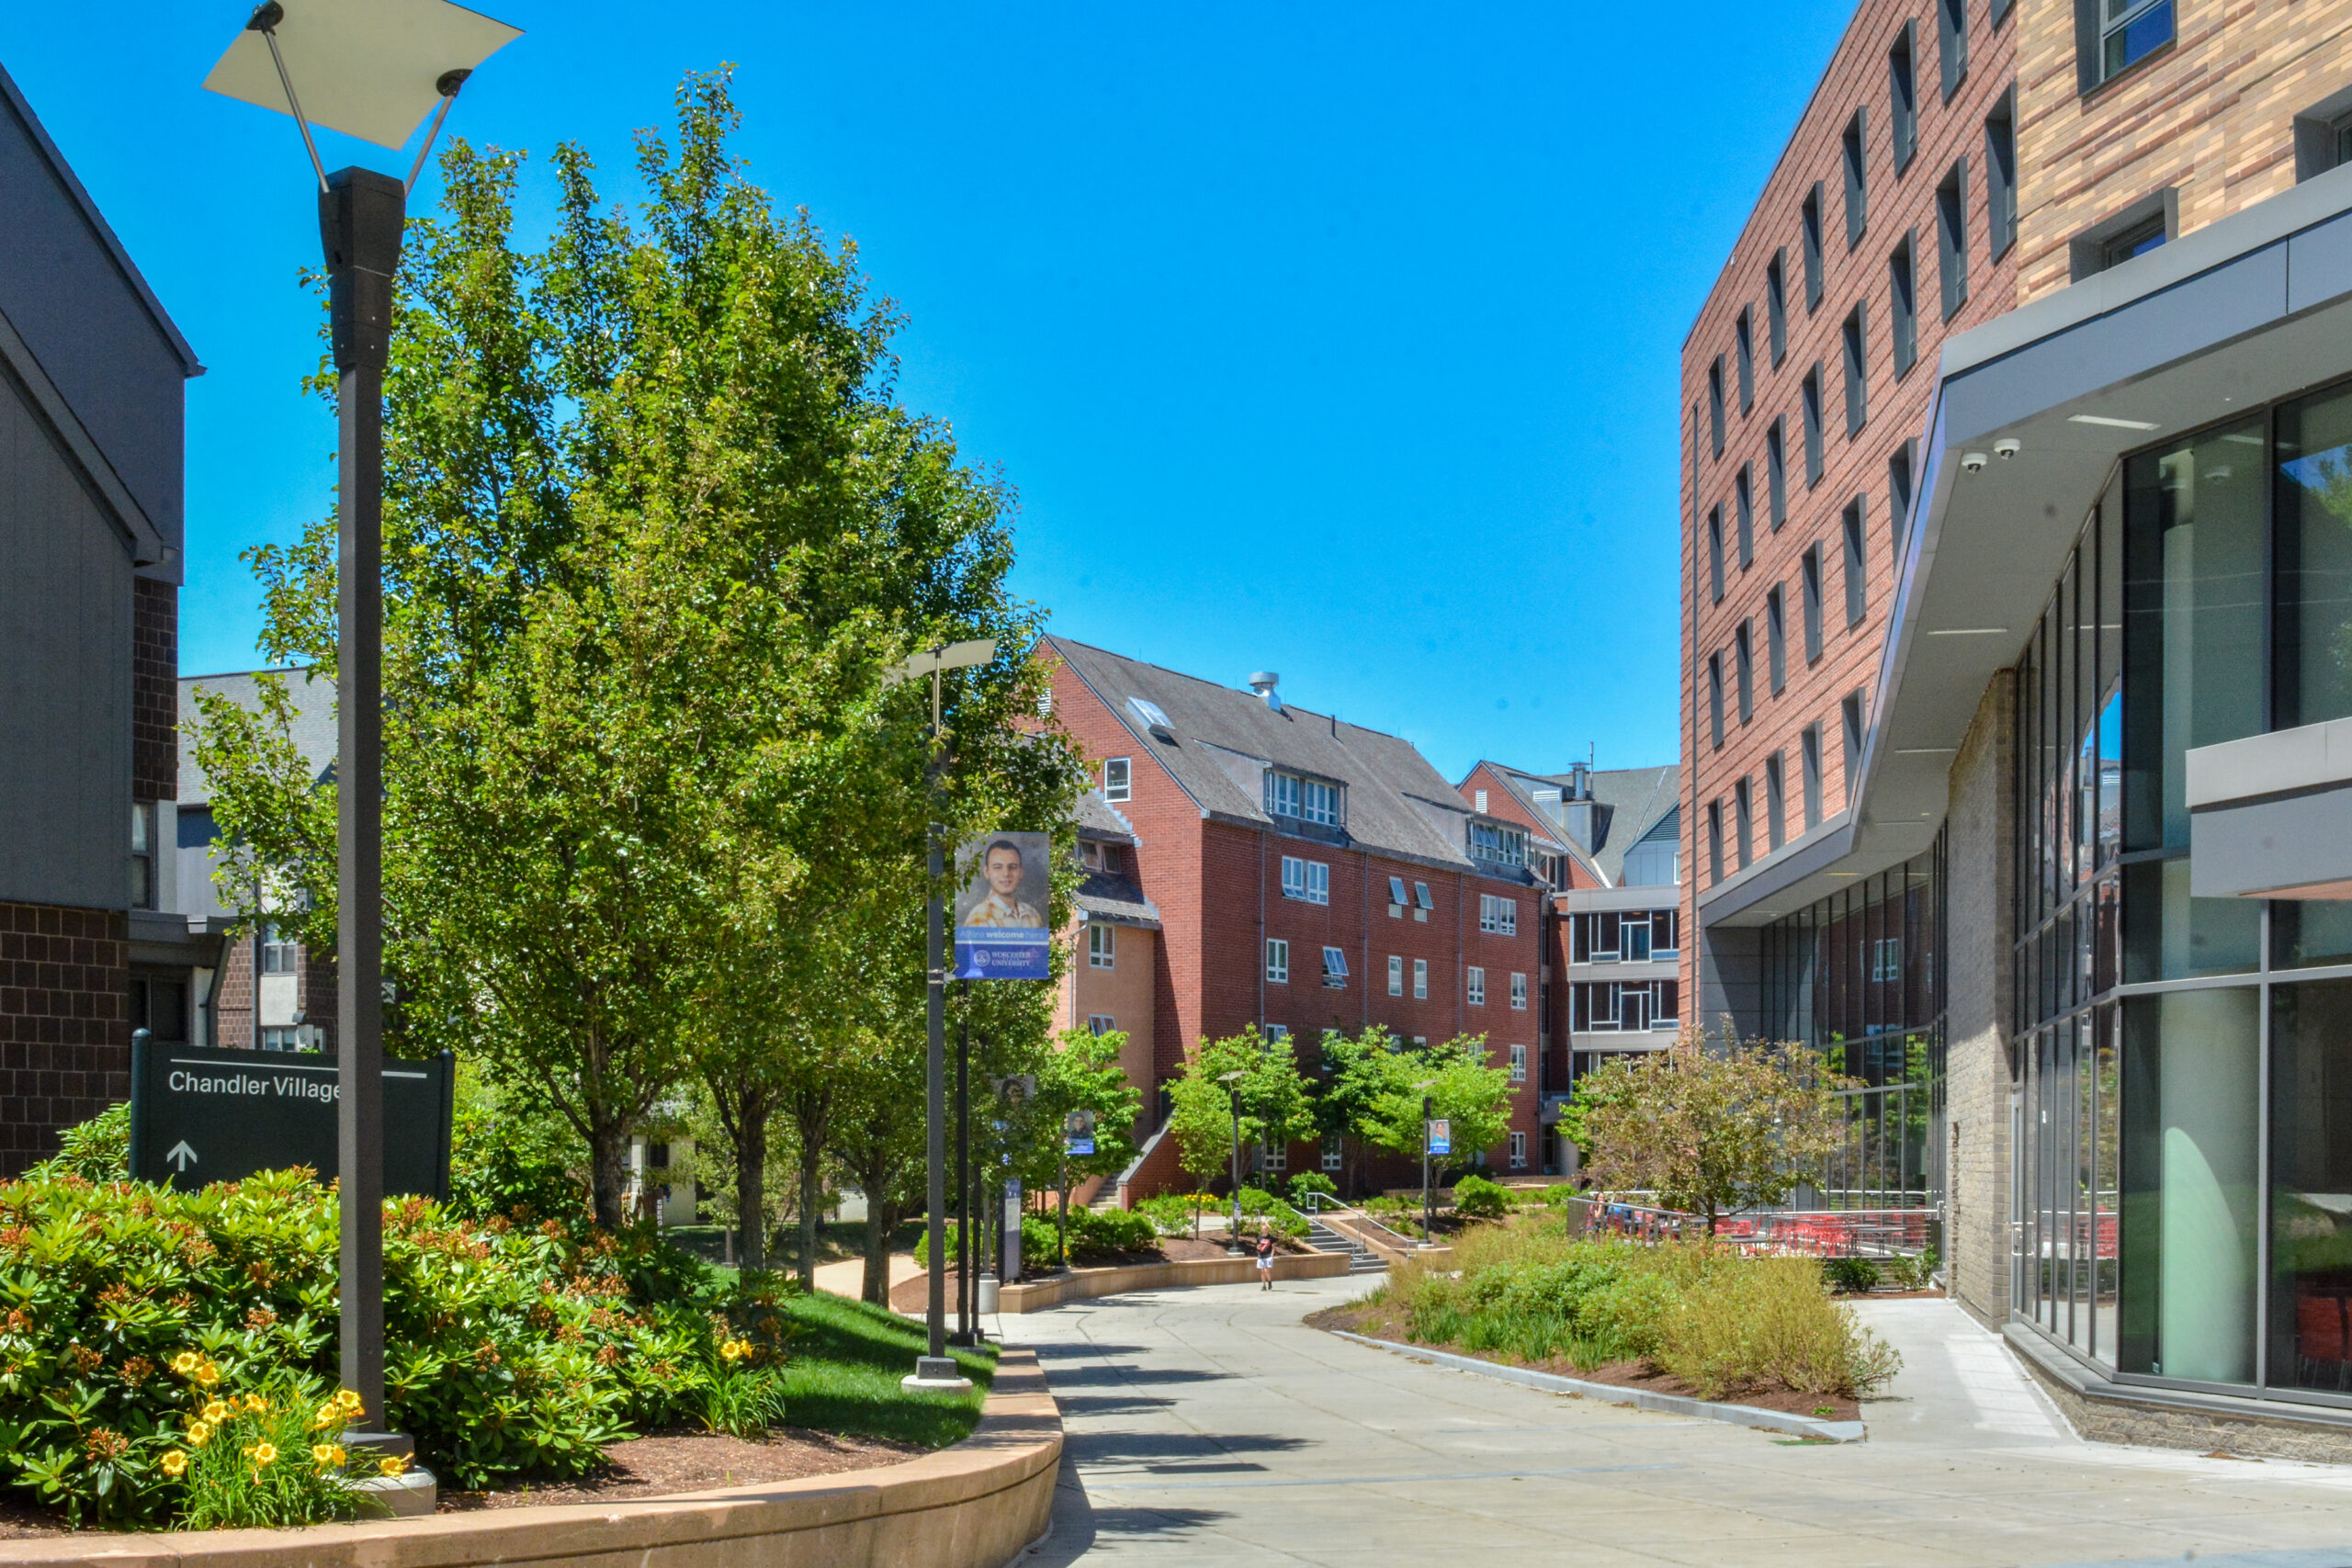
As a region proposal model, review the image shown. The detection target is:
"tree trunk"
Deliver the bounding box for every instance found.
[861,1191,898,1305]
[797,1138,823,1292]
[589,1116,632,1233]
[735,1101,770,1273]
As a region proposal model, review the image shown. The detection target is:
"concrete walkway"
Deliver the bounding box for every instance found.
[810,1251,921,1302]
[1005,1273,2352,1567]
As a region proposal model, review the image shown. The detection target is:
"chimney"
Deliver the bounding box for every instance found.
[1249,671,1283,713]
[1564,795,1596,853]
[1569,761,1590,800]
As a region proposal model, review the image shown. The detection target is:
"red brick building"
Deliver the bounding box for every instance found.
[1038,637,1550,1194]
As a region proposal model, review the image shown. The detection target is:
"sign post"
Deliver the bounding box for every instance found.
[1423,1105,1449,1249]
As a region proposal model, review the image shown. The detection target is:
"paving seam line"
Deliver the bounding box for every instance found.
[1325,1330,1868,1443]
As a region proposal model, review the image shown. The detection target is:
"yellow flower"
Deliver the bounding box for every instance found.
[203,1400,229,1422]
[251,1442,277,1466]
[311,1443,336,1464]
[314,1404,342,1429]
[336,1388,364,1412]
[720,1338,747,1361]
[194,1362,221,1387]
[378,1457,405,1477]
[159,1450,187,1477]
[329,1445,346,1466]
[170,1352,199,1376]
[186,1420,212,1447]
[243,1393,269,1413]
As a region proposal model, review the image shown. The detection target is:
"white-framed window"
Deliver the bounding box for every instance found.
[1510,1043,1527,1082]
[1413,958,1428,999]
[259,1025,301,1051]
[1265,770,1343,827]
[1103,757,1131,801]
[1467,966,1487,1006]
[1281,855,1330,904]
[1089,921,1115,969]
[1261,1140,1287,1174]
[1478,895,1518,935]
[1510,1130,1527,1169]
[1387,875,1408,908]
[1388,955,1404,996]
[1413,881,1434,911]
[261,923,298,975]
[1264,1023,1290,1042]
[1413,1035,1427,1047]
[1322,946,1349,988]
[1266,939,1290,983]
[1510,971,1527,1010]
[1321,1134,1343,1172]
[1088,1014,1116,1035]
[1469,820,1527,867]
[1872,937,1903,982]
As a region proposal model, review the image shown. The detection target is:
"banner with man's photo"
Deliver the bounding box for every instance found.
[952,831,1051,980]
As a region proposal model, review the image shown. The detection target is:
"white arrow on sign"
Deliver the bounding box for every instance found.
[165,1141,198,1173]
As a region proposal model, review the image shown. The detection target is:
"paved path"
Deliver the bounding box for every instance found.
[1003,1273,2352,1567]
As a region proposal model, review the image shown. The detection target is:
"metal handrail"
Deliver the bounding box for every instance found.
[1301,1191,1428,1252]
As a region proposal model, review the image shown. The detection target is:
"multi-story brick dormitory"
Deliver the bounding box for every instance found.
[0,63,203,1172]
[1036,637,1555,1199]
[1684,0,2352,1458]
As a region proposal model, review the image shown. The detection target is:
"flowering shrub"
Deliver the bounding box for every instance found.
[168,1371,410,1530]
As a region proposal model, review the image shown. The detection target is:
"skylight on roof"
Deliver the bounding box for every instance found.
[1126,696,1171,731]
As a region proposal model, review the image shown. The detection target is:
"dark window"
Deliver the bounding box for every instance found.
[1939,0,1969,100]
[1985,90,2018,258]
[1707,506,1725,604]
[1889,233,1918,377]
[1802,723,1825,828]
[2078,0,2173,91]
[1841,305,1868,436]
[2099,213,2166,269]
[1736,467,1755,567]
[2070,193,2173,279]
[1765,752,1787,851]
[1802,367,1825,484]
[1708,800,1724,884]
[1735,310,1755,412]
[1766,420,1789,527]
[1734,778,1754,869]
[1708,654,1725,750]
[1842,691,1867,803]
[1708,356,1725,457]
[1802,546,1826,661]
[1889,23,1918,172]
[1842,111,1869,248]
[1889,439,1917,558]
[1766,251,1789,364]
[1736,622,1754,724]
[1801,186,1826,310]
[1767,584,1788,694]
[1937,160,1969,320]
[130,975,189,1044]
[2292,88,2352,181]
[1843,497,1870,626]
[1993,0,2014,19]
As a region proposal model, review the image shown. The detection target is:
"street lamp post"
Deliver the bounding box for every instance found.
[1218,1068,1247,1253]
[1414,1078,1438,1249]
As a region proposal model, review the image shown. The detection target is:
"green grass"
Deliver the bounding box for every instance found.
[777,1289,997,1449]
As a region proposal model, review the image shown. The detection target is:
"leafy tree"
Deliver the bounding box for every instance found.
[1165,1028,1314,1233]
[1572,1032,1853,1235]
[1009,1027,1142,1265]
[1345,1033,1514,1176]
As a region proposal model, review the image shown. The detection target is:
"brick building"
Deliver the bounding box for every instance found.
[0,63,202,1171]
[1687,0,2352,1455]
[1038,638,1551,1196]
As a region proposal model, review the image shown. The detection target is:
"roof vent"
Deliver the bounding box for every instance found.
[1248,672,1282,713]
[1569,761,1591,800]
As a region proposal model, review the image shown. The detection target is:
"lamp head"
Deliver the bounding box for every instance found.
[204,0,521,151]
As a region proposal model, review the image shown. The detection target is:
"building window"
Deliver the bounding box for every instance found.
[1708,652,1725,750]
[1321,1134,1343,1172]
[1841,305,1867,437]
[1414,957,1429,999]
[1510,1043,1527,1082]
[1510,972,1528,1010]
[1089,1014,1116,1035]
[1387,874,1409,909]
[2081,0,2173,89]
[1938,160,1969,320]
[1802,723,1825,829]
[1802,366,1825,484]
[1871,937,1904,982]
[1889,22,1917,172]
[130,804,154,911]
[1767,585,1788,694]
[1766,250,1789,364]
[261,923,298,975]
[1510,1130,1527,1169]
[1984,90,2017,259]
[1267,771,1340,827]
[1939,0,1969,99]
[1708,356,1726,457]
[130,975,188,1044]
[1479,895,1519,936]
[2101,212,2165,271]
[1089,921,1115,969]
[1103,757,1131,801]
[1261,1140,1287,1174]
[1389,954,1404,996]
[1735,777,1754,869]
[1736,622,1754,724]
[1801,185,1825,310]
[1889,440,1917,559]
[1842,109,1868,248]
[1889,233,1917,378]
[1414,881,1434,913]
[1708,800,1725,885]
[260,1026,302,1051]
[1572,980,1675,1032]
[1842,691,1867,805]
[1266,939,1290,983]
[1082,840,1122,873]
[1469,821,1527,868]
[1281,855,1330,904]
[2293,86,2352,181]
[1736,467,1755,567]
[1766,420,1788,529]
[1264,1024,1290,1042]
[1322,946,1349,988]
[1467,966,1487,1006]
[1766,752,1787,851]
[1735,309,1755,412]
[1707,508,1725,604]
[1843,498,1870,626]
[1802,545,1825,662]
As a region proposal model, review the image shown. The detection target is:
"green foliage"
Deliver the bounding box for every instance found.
[1233,1187,1308,1242]
[765,1292,991,1449]
[1822,1256,1883,1294]
[1883,1247,1939,1292]
[1450,1175,1511,1221]
[1284,1171,1337,1206]
[28,1103,129,1183]
[1018,1213,1060,1270]
[1065,1207,1157,1260]
[1340,1032,1515,1168]
[170,1371,390,1531]
[1135,1195,1201,1236]
[444,1063,589,1226]
[1166,1029,1315,1194]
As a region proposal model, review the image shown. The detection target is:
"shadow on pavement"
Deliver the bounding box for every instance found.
[1039,1365,1231,1387]
[1029,1341,1152,1359]
[1051,1393,1176,1417]
[1020,1459,1233,1567]
[1065,1430,1310,1462]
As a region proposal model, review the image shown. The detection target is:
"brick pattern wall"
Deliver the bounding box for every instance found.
[1680,0,2023,1024]
[209,930,336,1053]
[2015,0,2352,305]
[1944,672,2016,1327]
[132,577,176,804]
[0,902,130,1175]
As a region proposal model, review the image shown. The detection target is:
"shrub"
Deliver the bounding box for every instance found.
[1822,1256,1882,1294]
[1883,1247,1938,1292]
[1232,1187,1308,1241]
[1067,1208,1157,1260]
[169,1371,404,1530]
[1284,1171,1337,1207]
[1019,1213,1060,1269]
[27,1103,129,1184]
[1451,1175,1511,1221]
[1134,1195,1195,1235]
[698,1337,789,1439]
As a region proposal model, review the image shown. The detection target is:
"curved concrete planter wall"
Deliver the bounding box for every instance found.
[894,1249,1352,1314]
[0,1351,1059,1568]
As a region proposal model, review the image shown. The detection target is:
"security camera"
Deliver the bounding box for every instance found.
[1995,437,2021,459]
[1961,450,1988,472]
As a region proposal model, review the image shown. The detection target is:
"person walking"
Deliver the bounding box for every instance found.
[1255,1224,1276,1291]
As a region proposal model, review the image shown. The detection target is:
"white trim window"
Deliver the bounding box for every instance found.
[1413,958,1428,999]
[1089,921,1115,969]
[1088,1014,1116,1035]
[1281,855,1330,904]
[1387,875,1409,910]
[1103,757,1132,802]
[1510,1043,1527,1082]
[1510,1130,1528,1169]
[1467,966,1487,1007]
[1478,895,1518,935]
[1469,820,1527,867]
[1266,939,1290,983]
[1261,1140,1287,1174]
[1388,955,1404,996]
[1510,971,1528,1010]
[1413,881,1435,912]
[1264,1023,1290,1041]
[1267,770,1342,827]
[1321,1134,1343,1172]
[1322,946,1349,989]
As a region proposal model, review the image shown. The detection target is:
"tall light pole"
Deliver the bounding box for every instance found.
[1219,1067,1247,1252]
[883,639,994,1392]
[1414,1078,1438,1248]
[203,0,519,1448]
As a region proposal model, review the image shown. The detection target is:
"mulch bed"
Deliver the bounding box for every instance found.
[0,1500,66,1540]
[441,1426,922,1510]
[1306,1300,1861,1425]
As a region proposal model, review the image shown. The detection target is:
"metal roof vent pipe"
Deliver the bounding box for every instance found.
[1249,671,1283,713]
[1569,761,1590,800]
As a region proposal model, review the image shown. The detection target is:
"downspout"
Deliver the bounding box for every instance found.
[1257,826,1266,1032]
[1361,847,1371,1032]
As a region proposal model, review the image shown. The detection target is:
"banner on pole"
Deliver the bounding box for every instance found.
[953,831,1051,980]
[1426,1118,1452,1156]
[1064,1109,1096,1156]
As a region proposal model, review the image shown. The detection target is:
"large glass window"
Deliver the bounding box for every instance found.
[2269,978,2352,1393]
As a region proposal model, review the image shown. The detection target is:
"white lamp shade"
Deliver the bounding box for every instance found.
[203,0,522,151]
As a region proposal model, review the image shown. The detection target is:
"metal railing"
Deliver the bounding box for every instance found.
[1300,1191,1430,1253]
[1579,1196,1934,1258]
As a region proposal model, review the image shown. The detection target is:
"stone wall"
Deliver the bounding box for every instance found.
[1944,671,2016,1326]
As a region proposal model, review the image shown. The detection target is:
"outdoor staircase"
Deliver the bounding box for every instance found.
[1306,1215,1387,1273]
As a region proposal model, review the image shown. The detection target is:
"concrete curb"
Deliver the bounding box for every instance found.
[892,1249,1353,1314]
[1328,1331,1869,1443]
[0,1351,1062,1568]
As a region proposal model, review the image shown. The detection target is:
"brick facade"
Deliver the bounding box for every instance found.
[0,901,130,1174]
[132,577,176,804]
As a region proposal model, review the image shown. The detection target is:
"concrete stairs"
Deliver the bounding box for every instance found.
[1306,1215,1387,1273]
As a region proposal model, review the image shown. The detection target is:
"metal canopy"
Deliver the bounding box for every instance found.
[202,0,520,151]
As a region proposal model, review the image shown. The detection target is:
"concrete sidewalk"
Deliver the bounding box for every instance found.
[1008,1275,2352,1567]
[809,1251,920,1302]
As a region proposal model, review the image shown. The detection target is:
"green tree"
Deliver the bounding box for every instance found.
[1572,1031,1853,1235]
[1165,1029,1314,1234]
[1011,1027,1142,1264]
[1311,1025,1408,1195]
[1349,1033,1514,1178]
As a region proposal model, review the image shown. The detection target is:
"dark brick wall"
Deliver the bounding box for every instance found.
[0,901,130,1175]
[132,577,175,803]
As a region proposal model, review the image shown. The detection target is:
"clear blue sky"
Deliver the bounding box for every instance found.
[3,3,1850,782]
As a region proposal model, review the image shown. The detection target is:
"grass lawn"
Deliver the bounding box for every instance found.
[779,1288,996,1449]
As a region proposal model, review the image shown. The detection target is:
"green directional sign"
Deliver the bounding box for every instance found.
[127,1037,455,1199]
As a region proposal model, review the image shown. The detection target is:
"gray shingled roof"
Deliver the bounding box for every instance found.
[1046,637,1546,880]
[1074,790,1138,843]
[1484,762,1680,886]
[178,669,336,808]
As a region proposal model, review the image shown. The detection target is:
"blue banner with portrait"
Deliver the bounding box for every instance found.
[953,831,1052,980]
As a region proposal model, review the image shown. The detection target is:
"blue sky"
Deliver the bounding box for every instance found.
[3,3,1851,782]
